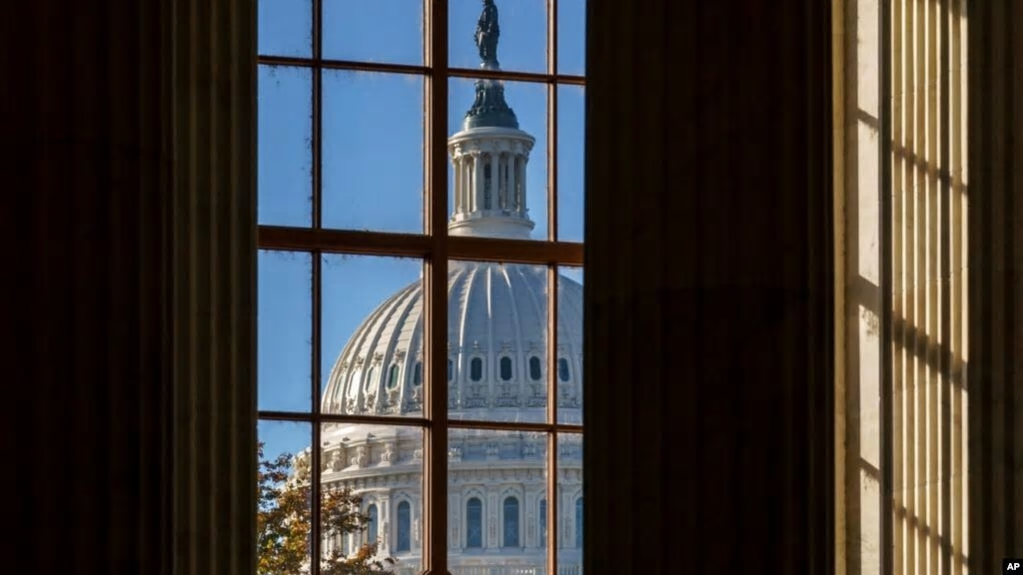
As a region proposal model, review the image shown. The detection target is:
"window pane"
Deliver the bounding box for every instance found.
[557,0,586,75]
[322,71,424,233]
[449,0,546,74]
[558,432,583,572]
[257,420,312,571]
[502,496,520,547]
[396,501,411,552]
[557,85,585,242]
[258,250,312,412]
[320,422,424,572]
[258,65,312,227]
[538,498,548,549]
[448,262,548,424]
[449,429,548,565]
[321,255,423,418]
[322,0,424,65]
[448,78,548,240]
[558,267,583,424]
[258,0,311,57]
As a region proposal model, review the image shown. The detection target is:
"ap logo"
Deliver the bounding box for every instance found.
[1005,558,1023,574]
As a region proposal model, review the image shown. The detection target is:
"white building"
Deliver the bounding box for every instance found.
[299,3,584,574]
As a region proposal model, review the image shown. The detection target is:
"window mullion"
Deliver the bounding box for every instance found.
[309,0,324,572]
[425,1,450,575]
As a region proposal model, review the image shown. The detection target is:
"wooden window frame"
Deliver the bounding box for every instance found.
[256,2,585,575]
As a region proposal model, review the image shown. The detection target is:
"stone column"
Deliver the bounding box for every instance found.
[967,1,1023,571]
[516,157,526,211]
[4,0,256,573]
[508,155,518,213]
[453,156,462,212]
[585,1,832,574]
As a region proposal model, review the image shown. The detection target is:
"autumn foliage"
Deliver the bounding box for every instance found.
[258,442,397,575]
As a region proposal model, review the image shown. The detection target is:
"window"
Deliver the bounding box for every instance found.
[466,497,483,549]
[396,501,411,552]
[499,356,513,381]
[558,357,571,382]
[470,357,483,382]
[503,496,520,547]
[256,2,585,574]
[529,356,542,381]
[367,504,378,545]
[539,499,547,548]
[575,497,583,548]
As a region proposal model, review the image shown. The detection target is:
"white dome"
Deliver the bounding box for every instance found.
[322,261,583,423]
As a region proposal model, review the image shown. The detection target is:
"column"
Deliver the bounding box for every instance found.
[967,1,1023,571]
[508,155,517,213]
[453,156,462,213]
[585,2,832,575]
[5,0,256,574]
[516,157,526,211]
[498,154,508,209]
[474,153,484,213]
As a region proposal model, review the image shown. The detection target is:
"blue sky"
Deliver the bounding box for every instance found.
[256,0,586,462]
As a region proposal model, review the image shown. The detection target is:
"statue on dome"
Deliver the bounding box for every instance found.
[475,0,500,68]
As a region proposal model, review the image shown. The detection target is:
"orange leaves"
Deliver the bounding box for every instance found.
[257,442,398,575]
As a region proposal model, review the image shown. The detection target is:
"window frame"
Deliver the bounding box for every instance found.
[255,3,585,575]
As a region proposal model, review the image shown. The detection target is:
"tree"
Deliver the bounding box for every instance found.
[258,442,397,575]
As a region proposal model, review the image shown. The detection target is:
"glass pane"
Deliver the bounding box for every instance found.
[258,0,311,57]
[448,262,548,424]
[258,250,312,412]
[257,420,312,572]
[322,0,424,65]
[557,85,585,242]
[557,432,583,573]
[258,65,312,227]
[557,266,583,425]
[448,78,548,240]
[321,255,424,417]
[448,429,548,566]
[557,0,586,75]
[322,70,424,233]
[320,423,424,573]
[449,0,546,74]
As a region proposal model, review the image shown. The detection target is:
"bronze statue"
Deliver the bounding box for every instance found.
[475,0,500,67]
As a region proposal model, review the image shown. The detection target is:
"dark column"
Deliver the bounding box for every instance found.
[2,1,256,573]
[584,2,834,574]
[968,1,1023,571]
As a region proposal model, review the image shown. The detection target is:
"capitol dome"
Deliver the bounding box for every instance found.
[308,4,584,573]
[321,261,584,424]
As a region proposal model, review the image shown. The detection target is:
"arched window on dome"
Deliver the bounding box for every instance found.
[470,357,484,382]
[558,357,571,382]
[466,497,483,548]
[367,504,378,545]
[387,364,400,389]
[503,496,520,547]
[447,358,454,382]
[529,356,542,381]
[575,497,584,548]
[538,498,547,548]
[499,356,513,381]
[365,366,376,390]
[413,361,422,386]
[396,501,411,552]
